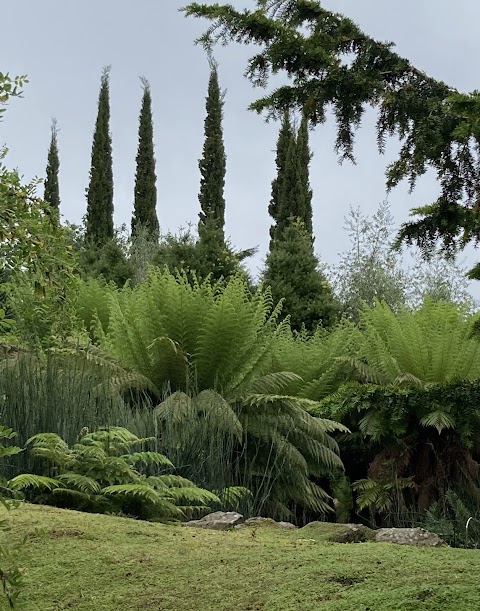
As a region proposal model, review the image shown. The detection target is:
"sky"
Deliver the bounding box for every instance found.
[2,0,480,292]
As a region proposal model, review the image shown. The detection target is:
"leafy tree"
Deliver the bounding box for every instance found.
[198,58,227,243]
[85,67,114,246]
[131,78,159,240]
[332,201,474,319]
[152,226,254,285]
[263,220,338,331]
[184,0,480,276]
[44,118,60,211]
[332,202,409,319]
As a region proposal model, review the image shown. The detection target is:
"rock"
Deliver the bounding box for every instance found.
[375,527,445,547]
[183,511,244,531]
[328,524,375,544]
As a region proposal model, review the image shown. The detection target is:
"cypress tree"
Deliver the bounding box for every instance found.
[198,58,226,243]
[44,118,61,211]
[296,114,313,235]
[131,78,159,240]
[85,66,114,245]
[269,113,294,245]
[263,220,338,331]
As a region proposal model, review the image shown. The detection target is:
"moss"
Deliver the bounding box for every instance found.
[2,504,480,610]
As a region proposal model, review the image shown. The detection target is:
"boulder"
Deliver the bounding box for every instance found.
[375,527,445,547]
[183,511,244,531]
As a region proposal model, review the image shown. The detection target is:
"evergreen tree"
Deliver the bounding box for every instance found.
[263,220,338,331]
[296,114,313,235]
[269,113,294,245]
[85,67,114,245]
[44,118,61,211]
[131,78,159,240]
[198,58,226,243]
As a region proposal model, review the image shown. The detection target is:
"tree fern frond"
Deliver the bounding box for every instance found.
[420,410,456,433]
[124,452,174,468]
[9,474,63,491]
[56,473,101,494]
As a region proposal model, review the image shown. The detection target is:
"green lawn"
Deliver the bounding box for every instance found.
[2,504,479,610]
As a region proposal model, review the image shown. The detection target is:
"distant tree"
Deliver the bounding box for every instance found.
[263,220,338,331]
[131,78,159,240]
[296,114,313,236]
[85,67,114,246]
[332,202,409,319]
[198,58,227,248]
[269,113,294,245]
[44,118,60,211]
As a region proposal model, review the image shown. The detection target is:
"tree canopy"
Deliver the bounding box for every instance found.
[183,0,480,276]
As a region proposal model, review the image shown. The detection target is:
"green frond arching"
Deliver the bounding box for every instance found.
[56,473,101,494]
[357,300,480,386]
[271,322,359,400]
[73,277,119,341]
[123,452,173,468]
[8,474,63,491]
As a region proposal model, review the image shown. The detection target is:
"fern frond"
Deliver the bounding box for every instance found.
[124,452,174,468]
[9,474,63,491]
[420,410,456,433]
[56,473,101,494]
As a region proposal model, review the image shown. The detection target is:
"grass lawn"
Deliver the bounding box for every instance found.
[1,504,479,610]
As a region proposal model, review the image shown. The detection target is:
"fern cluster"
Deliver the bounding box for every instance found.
[12,427,220,520]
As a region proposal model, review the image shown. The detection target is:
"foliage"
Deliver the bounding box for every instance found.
[0,352,155,479]
[331,202,408,319]
[14,427,219,520]
[152,226,254,285]
[424,489,480,549]
[0,72,27,121]
[269,112,293,245]
[198,57,227,244]
[183,0,480,276]
[331,201,474,319]
[131,78,159,240]
[71,223,133,287]
[262,220,339,331]
[0,426,26,609]
[269,113,312,244]
[43,118,60,210]
[70,269,346,517]
[85,67,114,246]
[317,300,480,517]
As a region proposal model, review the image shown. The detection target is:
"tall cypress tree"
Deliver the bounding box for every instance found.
[44,118,61,211]
[85,66,114,245]
[296,114,313,236]
[198,58,226,243]
[269,113,294,245]
[132,77,159,240]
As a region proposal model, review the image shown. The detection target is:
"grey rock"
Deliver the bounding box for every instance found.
[183,511,244,531]
[375,527,445,547]
[329,524,375,543]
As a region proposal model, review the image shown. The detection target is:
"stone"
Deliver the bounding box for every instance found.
[328,524,375,544]
[183,511,244,531]
[375,527,445,547]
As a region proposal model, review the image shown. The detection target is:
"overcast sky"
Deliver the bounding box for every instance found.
[2,0,480,291]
